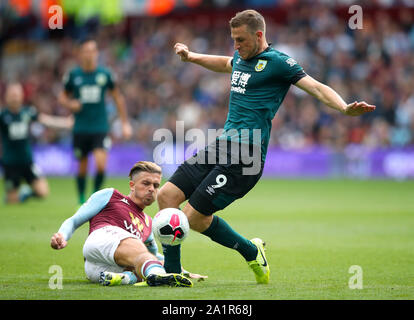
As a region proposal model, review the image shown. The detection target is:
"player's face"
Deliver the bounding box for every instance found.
[231,25,261,60]
[129,172,162,208]
[5,84,24,112]
[79,41,98,68]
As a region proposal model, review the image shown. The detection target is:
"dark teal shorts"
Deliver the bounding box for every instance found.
[169,139,264,215]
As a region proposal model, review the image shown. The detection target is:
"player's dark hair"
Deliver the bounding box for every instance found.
[78,37,97,47]
[129,161,162,180]
[229,9,266,34]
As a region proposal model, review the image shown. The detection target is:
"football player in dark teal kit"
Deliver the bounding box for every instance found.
[0,82,73,203]
[157,9,376,284]
[59,39,132,204]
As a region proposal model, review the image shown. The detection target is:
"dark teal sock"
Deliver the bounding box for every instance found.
[162,244,182,273]
[94,171,105,192]
[76,175,86,204]
[201,215,258,261]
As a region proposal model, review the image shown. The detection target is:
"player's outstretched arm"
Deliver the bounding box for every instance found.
[295,75,376,116]
[50,188,115,250]
[174,43,233,73]
[109,87,132,140]
[38,113,74,130]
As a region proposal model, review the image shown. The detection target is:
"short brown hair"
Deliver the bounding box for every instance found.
[129,161,162,180]
[229,9,266,34]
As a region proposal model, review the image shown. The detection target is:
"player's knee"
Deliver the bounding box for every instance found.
[157,187,169,208]
[183,205,213,233]
[114,237,150,269]
[157,188,173,209]
[157,183,185,209]
[93,150,107,169]
[33,179,49,198]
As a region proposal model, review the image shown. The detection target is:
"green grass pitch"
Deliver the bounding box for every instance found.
[0,177,413,300]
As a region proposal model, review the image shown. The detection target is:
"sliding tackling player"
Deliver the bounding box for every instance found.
[51,161,205,287]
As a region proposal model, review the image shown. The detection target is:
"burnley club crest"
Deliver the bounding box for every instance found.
[255,59,267,72]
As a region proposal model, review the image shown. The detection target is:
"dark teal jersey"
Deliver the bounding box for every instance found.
[0,106,38,165]
[219,47,306,161]
[63,65,116,134]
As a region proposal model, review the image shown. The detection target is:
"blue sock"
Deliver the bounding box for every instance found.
[122,271,138,284]
[141,260,165,278]
[19,185,33,202]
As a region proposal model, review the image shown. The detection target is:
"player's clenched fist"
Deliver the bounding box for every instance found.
[174,43,190,62]
[50,233,67,250]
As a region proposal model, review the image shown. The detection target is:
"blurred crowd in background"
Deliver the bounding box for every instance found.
[1,0,414,153]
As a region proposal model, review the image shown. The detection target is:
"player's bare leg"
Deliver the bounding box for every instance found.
[99,237,161,286]
[7,186,37,204]
[157,181,186,210]
[182,202,213,232]
[113,237,158,279]
[78,156,88,176]
[31,177,49,199]
[101,237,192,287]
[92,148,107,192]
[93,148,107,172]
[5,189,19,204]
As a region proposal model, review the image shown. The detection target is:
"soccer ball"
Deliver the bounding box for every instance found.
[152,208,190,246]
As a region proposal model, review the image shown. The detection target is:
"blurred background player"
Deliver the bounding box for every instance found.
[50,161,193,287]
[0,82,73,204]
[157,9,375,284]
[58,38,133,205]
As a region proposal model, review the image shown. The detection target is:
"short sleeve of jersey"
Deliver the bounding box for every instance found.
[274,53,306,84]
[62,70,74,93]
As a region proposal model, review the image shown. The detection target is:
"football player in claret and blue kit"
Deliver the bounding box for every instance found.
[157,9,376,284]
[51,161,206,287]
